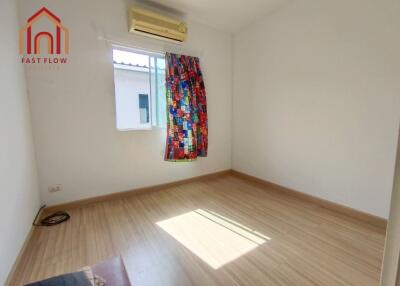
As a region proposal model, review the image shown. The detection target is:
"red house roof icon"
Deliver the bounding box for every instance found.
[28,7,61,23]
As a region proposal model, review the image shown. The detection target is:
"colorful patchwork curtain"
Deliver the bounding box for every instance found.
[164,53,208,161]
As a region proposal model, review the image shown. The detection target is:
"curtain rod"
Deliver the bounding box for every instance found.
[97,36,165,55]
[97,35,203,58]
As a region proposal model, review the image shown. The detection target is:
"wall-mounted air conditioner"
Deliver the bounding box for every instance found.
[129,6,187,43]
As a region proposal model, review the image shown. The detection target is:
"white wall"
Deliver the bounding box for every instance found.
[19,0,232,205]
[233,0,400,218]
[0,0,40,284]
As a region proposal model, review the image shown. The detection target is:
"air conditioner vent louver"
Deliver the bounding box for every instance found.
[129,6,187,43]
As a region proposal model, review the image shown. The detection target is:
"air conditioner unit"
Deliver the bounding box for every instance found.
[129,6,187,43]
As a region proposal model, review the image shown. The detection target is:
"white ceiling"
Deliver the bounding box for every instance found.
[135,0,288,33]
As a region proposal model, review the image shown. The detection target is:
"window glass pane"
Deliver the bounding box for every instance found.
[156,57,166,127]
[150,56,167,127]
[113,49,151,130]
[112,48,166,131]
[150,57,157,126]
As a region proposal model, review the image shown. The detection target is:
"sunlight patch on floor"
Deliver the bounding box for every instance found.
[156,209,270,269]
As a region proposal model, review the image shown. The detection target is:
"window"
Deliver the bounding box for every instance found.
[138,94,149,124]
[113,47,166,130]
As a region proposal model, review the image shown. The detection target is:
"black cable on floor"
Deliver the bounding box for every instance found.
[33,205,71,227]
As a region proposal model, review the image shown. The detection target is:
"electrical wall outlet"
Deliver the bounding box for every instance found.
[48,184,63,193]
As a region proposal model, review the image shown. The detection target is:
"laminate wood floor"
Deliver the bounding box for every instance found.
[9,174,386,285]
